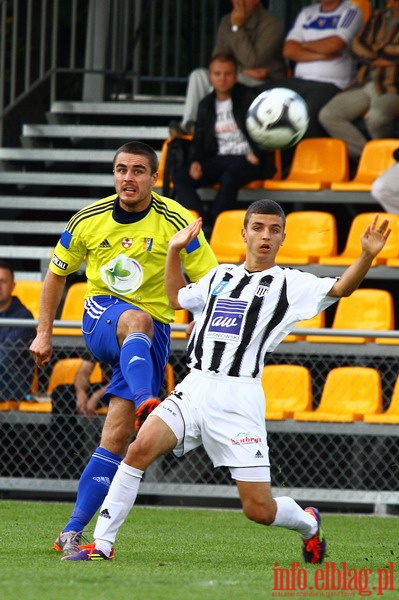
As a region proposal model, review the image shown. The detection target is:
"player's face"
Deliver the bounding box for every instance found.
[241,213,285,269]
[209,60,238,96]
[0,268,15,310]
[113,152,158,212]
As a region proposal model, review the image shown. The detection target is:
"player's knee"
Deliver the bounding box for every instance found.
[242,499,276,526]
[118,309,154,340]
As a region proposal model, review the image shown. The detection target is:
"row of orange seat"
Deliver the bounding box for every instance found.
[0,359,176,413]
[209,209,399,266]
[13,281,397,345]
[158,136,398,193]
[3,361,397,425]
[262,364,399,424]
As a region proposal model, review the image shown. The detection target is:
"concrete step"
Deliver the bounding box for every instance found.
[22,124,169,142]
[0,148,114,163]
[49,100,184,117]
[0,220,66,234]
[0,196,92,211]
[0,170,114,187]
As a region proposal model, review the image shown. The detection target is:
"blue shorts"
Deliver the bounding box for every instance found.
[82,296,170,406]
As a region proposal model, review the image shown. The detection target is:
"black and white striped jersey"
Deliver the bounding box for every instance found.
[178,263,338,379]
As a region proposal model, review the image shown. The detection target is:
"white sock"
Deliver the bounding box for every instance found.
[271,496,317,539]
[94,461,144,555]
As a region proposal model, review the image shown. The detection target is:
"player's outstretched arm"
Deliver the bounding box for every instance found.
[29,270,66,367]
[328,215,390,298]
[165,219,203,309]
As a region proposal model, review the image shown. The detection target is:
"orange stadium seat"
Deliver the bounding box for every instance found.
[364,375,399,424]
[306,288,394,344]
[18,358,104,413]
[13,280,43,320]
[276,211,337,265]
[264,138,349,191]
[262,364,312,420]
[294,366,382,422]
[53,281,87,336]
[171,309,190,339]
[351,0,372,21]
[282,312,326,343]
[209,210,246,263]
[331,139,398,192]
[319,212,399,267]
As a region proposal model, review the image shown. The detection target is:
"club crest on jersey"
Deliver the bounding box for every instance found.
[255,284,270,297]
[143,237,153,251]
[212,280,229,295]
[208,298,247,341]
[121,238,132,249]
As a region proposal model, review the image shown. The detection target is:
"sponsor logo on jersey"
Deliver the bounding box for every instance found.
[208,298,247,341]
[100,253,143,295]
[121,237,133,248]
[231,432,263,445]
[51,254,68,270]
[99,239,112,248]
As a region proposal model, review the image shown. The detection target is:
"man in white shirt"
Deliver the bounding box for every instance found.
[265,0,364,138]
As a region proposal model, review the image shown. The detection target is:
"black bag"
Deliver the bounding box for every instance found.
[162,136,192,198]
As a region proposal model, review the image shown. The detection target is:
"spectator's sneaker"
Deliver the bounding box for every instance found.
[302,507,326,564]
[61,543,114,561]
[134,397,160,431]
[54,530,86,555]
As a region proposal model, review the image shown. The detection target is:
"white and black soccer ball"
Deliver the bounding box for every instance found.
[246,88,310,150]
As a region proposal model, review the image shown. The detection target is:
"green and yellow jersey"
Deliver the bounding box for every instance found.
[50,192,218,323]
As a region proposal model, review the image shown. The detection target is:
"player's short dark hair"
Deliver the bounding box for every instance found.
[244,199,286,229]
[209,52,239,71]
[113,141,159,174]
[0,259,14,279]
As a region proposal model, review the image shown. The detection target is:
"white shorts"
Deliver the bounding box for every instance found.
[151,369,270,479]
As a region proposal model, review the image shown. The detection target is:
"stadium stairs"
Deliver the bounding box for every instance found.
[0,95,382,281]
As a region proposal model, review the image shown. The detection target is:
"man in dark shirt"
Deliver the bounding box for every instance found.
[0,260,35,400]
[173,53,275,233]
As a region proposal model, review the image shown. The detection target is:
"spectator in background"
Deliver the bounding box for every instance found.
[371,148,399,213]
[49,358,111,479]
[51,358,110,417]
[172,53,275,234]
[263,0,364,139]
[0,260,35,401]
[319,0,399,162]
[171,0,285,135]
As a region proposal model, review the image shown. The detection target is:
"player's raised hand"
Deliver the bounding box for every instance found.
[361,215,391,257]
[169,218,203,251]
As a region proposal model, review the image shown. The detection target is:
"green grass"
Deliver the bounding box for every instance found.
[1,500,398,600]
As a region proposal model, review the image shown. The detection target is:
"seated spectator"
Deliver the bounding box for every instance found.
[51,358,110,417]
[263,0,363,139]
[171,0,285,135]
[319,0,399,162]
[49,358,110,478]
[371,148,399,213]
[0,260,35,402]
[172,52,275,234]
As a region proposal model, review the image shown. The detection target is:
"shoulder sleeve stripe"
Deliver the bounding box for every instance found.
[66,199,115,233]
[152,197,192,230]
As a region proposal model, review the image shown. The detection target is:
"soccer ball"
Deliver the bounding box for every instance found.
[246,88,310,150]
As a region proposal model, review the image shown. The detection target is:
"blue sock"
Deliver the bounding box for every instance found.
[120,332,154,404]
[64,447,122,532]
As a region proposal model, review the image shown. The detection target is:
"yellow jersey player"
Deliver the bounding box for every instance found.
[29,140,217,555]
